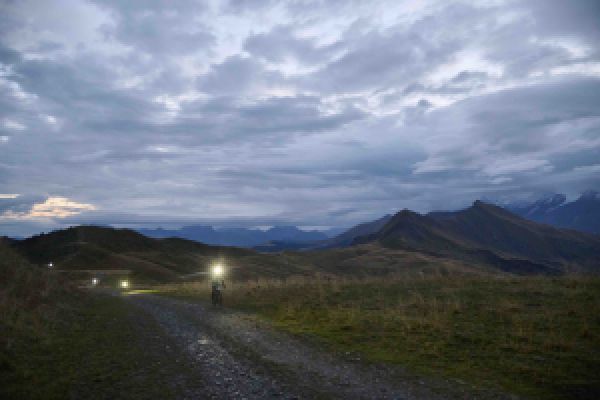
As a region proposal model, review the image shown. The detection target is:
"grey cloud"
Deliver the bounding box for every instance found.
[170,94,366,146]
[526,0,600,43]
[409,77,600,187]
[244,25,340,65]
[94,0,215,55]
[307,29,454,93]
[233,95,365,135]
[451,71,489,84]
[0,195,45,215]
[301,3,496,94]
[220,0,279,15]
[1,0,599,237]
[197,55,284,95]
[8,55,169,144]
[0,42,21,64]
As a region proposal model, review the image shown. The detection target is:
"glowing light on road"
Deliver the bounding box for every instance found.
[120,280,129,289]
[92,277,98,286]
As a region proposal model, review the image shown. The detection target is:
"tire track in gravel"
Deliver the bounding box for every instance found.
[124,294,517,400]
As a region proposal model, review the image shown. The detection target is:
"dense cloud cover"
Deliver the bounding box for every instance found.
[1,0,599,236]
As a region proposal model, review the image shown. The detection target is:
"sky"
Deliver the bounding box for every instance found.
[1,0,599,237]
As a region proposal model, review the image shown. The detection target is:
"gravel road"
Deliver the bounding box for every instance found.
[123,293,516,400]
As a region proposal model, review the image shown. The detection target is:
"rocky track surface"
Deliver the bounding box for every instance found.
[124,293,515,400]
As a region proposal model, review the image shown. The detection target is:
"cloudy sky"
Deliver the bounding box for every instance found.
[1,0,599,236]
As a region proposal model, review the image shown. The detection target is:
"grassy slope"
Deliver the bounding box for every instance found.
[159,275,600,399]
[11,226,492,284]
[0,242,196,399]
[2,296,183,400]
[11,226,255,282]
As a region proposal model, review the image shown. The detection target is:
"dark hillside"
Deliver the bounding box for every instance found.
[318,214,393,249]
[11,226,257,282]
[9,225,500,282]
[360,201,600,274]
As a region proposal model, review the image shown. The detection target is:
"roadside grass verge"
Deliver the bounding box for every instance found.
[158,274,600,399]
[2,295,183,400]
[1,244,188,400]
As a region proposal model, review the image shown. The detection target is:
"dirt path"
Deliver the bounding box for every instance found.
[123,293,515,400]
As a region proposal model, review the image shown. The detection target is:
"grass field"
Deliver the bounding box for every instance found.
[158,274,600,399]
[1,243,193,400]
[1,295,181,400]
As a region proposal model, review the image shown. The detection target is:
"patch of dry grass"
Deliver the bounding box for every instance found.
[1,243,184,399]
[0,243,74,340]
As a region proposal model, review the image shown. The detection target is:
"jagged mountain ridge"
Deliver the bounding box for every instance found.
[355,201,600,274]
[505,190,600,235]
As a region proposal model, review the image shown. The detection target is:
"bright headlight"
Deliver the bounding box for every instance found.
[212,265,223,277]
[92,278,98,286]
[120,280,129,288]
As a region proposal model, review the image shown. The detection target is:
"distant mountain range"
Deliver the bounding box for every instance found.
[5,199,600,281]
[135,190,598,254]
[254,214,393,252]
[255,190,600,254]
[137,225,330,248]
[503,190,600,235]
